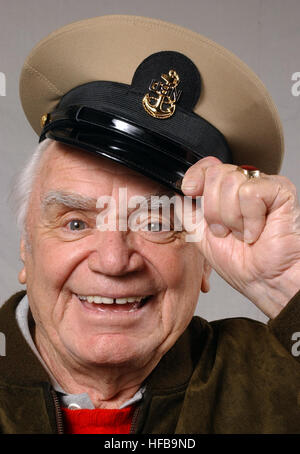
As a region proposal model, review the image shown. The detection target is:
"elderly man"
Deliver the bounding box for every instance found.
[1,15,300,434]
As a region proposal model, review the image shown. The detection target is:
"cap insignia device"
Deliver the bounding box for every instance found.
[142,69,181,119]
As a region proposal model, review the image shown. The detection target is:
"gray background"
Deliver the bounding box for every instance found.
[0,0,299,323]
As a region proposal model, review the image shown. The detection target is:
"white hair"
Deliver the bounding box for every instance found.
[10,138,54,236]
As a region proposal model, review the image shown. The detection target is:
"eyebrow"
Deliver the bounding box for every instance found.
[41,190,179,213]
[41,191,98,212]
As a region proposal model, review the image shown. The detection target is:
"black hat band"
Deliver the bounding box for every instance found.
[40,80,232,165]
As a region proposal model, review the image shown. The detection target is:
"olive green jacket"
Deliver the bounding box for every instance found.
[1,290,300,434]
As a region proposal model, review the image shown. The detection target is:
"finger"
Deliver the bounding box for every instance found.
[181,156,221,195]
[264,175,298,206]
[239,177,271,244]
[202,164,240,237]
[239,174,298,244]
[219,169,247,240]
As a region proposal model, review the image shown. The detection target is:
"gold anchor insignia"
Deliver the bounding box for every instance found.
[40,113,50,128]
[142,69,181,119]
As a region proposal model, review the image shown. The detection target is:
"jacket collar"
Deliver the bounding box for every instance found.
[0,291,51,386]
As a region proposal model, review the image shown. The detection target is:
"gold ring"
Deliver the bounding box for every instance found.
[236,166,261,179]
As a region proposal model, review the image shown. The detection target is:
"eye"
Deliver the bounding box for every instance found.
[68,219,87,231]
[144,221,169,232]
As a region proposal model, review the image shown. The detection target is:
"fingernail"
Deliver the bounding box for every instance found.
[181,179,198,192]
[244,229,255,244]
[210,224,228,237]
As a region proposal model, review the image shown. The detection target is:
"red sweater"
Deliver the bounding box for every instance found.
[61,405,135,434]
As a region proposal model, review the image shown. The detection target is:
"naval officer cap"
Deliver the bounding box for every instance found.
[20,15,284,193]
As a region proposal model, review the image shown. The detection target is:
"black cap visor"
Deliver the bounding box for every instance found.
[45,119,189,193]
[42,101,232,194]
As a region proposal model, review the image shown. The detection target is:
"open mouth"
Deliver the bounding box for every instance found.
[75,294,152,312]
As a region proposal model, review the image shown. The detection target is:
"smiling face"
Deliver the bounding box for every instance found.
[20,141,208,374]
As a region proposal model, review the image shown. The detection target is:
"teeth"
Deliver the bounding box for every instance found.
[102,297,114,304]
[77,295,146,305]
[128,297,142,303]
[115,298,129,305]
[78,296,87,301]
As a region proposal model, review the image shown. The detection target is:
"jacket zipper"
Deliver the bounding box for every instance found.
[129,404,141,434]
[50,387,141,434]
[50,388,64,434]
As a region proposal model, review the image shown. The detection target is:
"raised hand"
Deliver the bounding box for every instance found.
[182,157,300,318]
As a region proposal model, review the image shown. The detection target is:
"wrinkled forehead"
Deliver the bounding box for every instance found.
[36,141,173,200]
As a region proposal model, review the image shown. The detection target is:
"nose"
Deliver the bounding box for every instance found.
[87,230,144,276]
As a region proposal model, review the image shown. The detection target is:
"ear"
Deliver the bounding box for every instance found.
[18,238,27,285]
[201,260,212,293]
